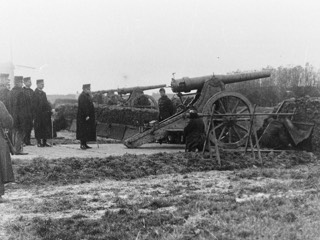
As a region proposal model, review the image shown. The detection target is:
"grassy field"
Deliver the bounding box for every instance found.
[3,151,320,240]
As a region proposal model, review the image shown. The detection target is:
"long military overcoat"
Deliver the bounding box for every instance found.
[8,86,27,131]
[0,87,10,110]
[33,88,52,139]
[76,91,96,141]
[0,101,15,195]
[23,87,34,131]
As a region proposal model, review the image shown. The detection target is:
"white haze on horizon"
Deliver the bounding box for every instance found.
[0,0,319,95]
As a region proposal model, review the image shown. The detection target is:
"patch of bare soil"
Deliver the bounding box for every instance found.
[2,151,320,239]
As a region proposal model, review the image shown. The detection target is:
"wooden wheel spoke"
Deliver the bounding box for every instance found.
[234,123,249,132]
[214,122,224,130]
[228,127,232,143]
[218,99,227,113]
[232,125,242,141]
[241,132,250,140]
[231,99,240,113]
[237,107,249,114]
[224,97,229,113]
[214,110,224,115]
[218,126,227,140]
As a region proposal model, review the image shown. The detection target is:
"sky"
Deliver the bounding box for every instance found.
[0,0,319,94]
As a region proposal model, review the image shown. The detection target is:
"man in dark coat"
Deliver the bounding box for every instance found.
[76,84,96,150]
[158,88,174,121]
[33,79,52,147]
[22,77,34,145]
[0,73,10,110]
[0,100,15,201]
[8,76,28,155]
[184,110,206,152]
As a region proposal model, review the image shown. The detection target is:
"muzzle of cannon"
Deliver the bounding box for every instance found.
[171,71,272,93]
[94,84,167,95]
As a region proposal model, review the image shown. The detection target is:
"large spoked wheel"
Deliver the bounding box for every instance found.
[202,92,253,148]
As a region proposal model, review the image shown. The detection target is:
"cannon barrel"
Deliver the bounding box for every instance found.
[94,84,167,95]
[171,71,271,93]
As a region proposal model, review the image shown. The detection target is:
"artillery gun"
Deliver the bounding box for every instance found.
[93,84,168,141]
[93,84,166,109]
[124,71,272,148]
[54,84,166,140]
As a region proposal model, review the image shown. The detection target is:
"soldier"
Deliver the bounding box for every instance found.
[76,84,96,150]
[0,101,15,202]
[0,73,10,110]
[184,109,206,152]
[23,77,34,145]
[8,76,28,155]
[33,79,52,147]
[158,88,174,121]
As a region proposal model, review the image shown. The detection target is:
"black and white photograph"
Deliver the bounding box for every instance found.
[0,0,320,239]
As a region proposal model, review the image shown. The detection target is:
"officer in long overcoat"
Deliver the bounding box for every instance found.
[0,100,15,201]
[23,77,34,145]
[33,79,52,147]
[8,76,28,155]
[76,84,96,150]
[0,73,10,110]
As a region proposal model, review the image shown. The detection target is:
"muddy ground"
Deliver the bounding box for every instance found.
[1,150,320,239]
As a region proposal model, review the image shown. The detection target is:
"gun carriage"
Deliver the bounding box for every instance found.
[124,71,272,148]
[53,71,314,152]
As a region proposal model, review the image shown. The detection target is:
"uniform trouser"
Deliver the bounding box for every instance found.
[23,125,33,144]
[12,129,24,153]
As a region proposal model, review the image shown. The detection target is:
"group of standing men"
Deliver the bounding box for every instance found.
[0,77,206,155]
[0,74,53,155]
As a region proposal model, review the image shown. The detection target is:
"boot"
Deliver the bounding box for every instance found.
[24,134,34,146]
[43,139,52,147]
[37,139,43,147]
[85,144,92,149]
[80,140,87,150]
[80,145,87,150]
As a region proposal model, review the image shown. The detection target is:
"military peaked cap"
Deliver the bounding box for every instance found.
[36,79,44,84]
[23,77,31,82]
[14,76,23,84]
[0,73,9,79]
[82,84,91,89]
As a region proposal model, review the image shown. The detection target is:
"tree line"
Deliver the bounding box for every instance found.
[226,63,320,107]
